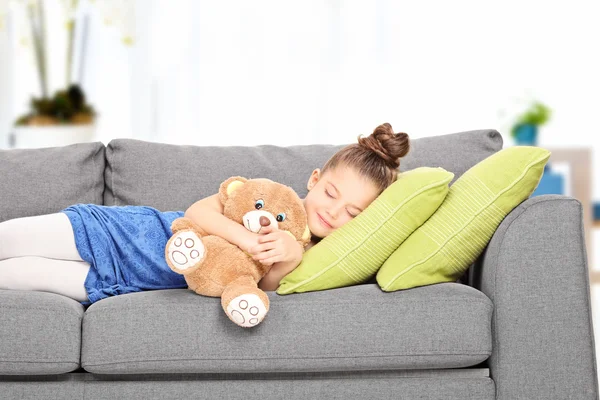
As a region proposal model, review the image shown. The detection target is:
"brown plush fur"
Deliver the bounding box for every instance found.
[165,177,310,328]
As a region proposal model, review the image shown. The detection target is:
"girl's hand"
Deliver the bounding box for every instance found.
[248,225,303,266]
[237,230,261,255]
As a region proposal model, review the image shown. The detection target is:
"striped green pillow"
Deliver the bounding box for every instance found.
[376,146,550,292]
[276,167,454,295]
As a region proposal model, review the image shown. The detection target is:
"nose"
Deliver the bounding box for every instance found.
[259,216,271,226]
[326,202,344,220]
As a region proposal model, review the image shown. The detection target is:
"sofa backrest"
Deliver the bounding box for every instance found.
[104,129,503,212]
[0,129,502,221]
[0,142,105,222]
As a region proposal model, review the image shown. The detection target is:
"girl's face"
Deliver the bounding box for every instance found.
[303,165,380,239]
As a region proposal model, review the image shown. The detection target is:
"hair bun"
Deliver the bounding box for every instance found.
[357,123,410,169]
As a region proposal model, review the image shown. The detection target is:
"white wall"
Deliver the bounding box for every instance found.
[145,0,599,201]
[0,7,12,147]
[1,0,599,197]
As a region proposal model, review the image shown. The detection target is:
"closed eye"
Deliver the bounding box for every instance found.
[347,209,358,218]
[325,190,334,198]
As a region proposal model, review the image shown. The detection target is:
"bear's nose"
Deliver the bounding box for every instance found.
[259,216,271,227]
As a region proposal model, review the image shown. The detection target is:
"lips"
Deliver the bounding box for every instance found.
[317,213,332,229]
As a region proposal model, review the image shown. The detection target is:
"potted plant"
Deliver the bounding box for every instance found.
[510,101,552,146]
[12,83,97,148]
[8,0,95,148]
[509,100,561,196]
[7,0,133,148]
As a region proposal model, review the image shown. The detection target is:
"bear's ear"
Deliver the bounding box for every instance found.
[285,225,311,247]
[282,228,310,248]
[300,225,311,247]
[301,225,311,242]
[218,176,248,205]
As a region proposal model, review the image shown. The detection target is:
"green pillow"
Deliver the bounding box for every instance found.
[376,145,550,292]
[276,167,454,295]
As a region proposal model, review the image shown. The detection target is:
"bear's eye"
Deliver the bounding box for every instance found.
[255,199,264,210]
[276,213,286,222]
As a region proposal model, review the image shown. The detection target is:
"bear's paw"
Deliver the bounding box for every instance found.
[226,294,268,328]
[166,230,206,274]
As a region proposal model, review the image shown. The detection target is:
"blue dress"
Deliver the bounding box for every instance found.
[61,204,188,305]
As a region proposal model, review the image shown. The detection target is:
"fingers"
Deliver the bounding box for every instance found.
[258,225,275,235]
[255,251,281,265]
[252,249,279,263]
[257,233,280,244]
[247,227,288,265]
[258,256,281,266]
[252,248,277,260]
[249,242,274,255]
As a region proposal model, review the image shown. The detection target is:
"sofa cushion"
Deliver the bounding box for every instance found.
[0,290,84,374]
[0,142,105,222]
[103,129,502,211]
[81,283,492,374]
[277,167,454,294]
[377,146,550,292]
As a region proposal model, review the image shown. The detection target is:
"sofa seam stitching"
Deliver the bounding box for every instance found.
[83,299,493,316]
[113,143,118,205]
[82,351,493,367]
[0,305,83,316]
[575,199,600,397]
[0,359,79,363]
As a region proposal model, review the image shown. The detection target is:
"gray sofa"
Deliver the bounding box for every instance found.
[0,129,598,399]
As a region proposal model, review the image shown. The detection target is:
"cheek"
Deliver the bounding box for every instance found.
[303,198,320,228]
[337,214,352,228]
[304,192,318,212]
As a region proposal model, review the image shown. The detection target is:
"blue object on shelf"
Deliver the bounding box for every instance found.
[594,202,600,221]
[531,164,564,197]
[514,124,538,146]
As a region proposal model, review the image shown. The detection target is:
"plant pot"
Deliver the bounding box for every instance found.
[11,124,97,149]
[513,123,538,146]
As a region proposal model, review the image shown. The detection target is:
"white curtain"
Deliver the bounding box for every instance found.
[0,0,13,147]
[128,0,600,148]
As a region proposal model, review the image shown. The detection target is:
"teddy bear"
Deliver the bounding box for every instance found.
[165,176,311,328]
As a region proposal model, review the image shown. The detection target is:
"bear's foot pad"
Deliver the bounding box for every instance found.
[167,231,205,271]
[227,294,267,328]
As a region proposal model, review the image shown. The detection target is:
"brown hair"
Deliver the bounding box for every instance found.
[321,123,410,193]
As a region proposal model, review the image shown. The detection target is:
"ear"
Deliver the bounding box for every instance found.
[306,168,320,191]
[218,176,247,205]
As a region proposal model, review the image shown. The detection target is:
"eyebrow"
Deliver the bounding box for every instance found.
[328,181,363,212]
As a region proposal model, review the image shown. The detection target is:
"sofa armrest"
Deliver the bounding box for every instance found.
[472,195,599,399]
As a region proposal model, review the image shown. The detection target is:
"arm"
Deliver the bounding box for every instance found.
[186,195,304,291]
[252,225,305,291]
[471,195,598,399]
[184,194,254,250]
[258,255,302,291]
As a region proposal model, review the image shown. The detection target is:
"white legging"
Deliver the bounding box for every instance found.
[0,213,89,302]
